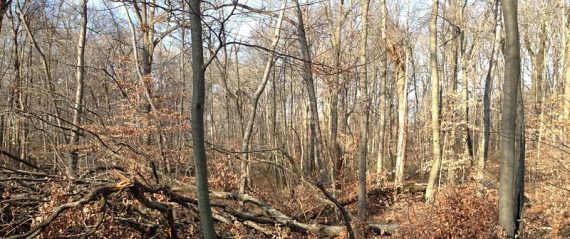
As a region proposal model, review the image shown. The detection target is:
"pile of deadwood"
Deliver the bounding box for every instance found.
[0,149,423,238]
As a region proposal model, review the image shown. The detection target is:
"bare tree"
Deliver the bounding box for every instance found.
[239,0,287,194]
[189,0,216,237]
[425,0,441,203]
[478,0,502,177]
[499,0,524,237]
[67,0,88,177]
[293,0,326,182]
[357,0,370,219]
[376,0,388,174]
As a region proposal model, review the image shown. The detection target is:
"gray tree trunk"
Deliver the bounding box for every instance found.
[357,0,370,219]
[293,0,327,183]
[189,0,217,237]
[499,0,524,237]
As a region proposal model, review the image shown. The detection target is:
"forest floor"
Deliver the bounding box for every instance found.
[1,146,569,238]
[233,148,570,238]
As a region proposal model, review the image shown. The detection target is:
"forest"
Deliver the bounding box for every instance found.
[0,0,569,238]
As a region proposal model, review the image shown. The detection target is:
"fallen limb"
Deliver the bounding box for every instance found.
[0,149,42,171]
[316,182,355,239]
[130,181,178,239]
[7,184,126,239]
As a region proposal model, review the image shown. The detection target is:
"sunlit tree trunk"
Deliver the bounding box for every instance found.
[394,50,409,188]
[67,0,87,177]
[524,20,546,157]
[458,4,474,166]
[376,0,387,175]
[425,0,441,203]
[564,3,570,135]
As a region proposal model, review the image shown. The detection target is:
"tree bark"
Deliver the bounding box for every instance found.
[293,0,327,183]
[425,0,441,203]
[376,0,388,174]
[478,0,502,179]
[562,1,570,135]
[189,0,217,237]
[499,0,523,237]
[67,0,88,177]
[357,0,370,219]
[394,49,409,188]
[328,0,345,185]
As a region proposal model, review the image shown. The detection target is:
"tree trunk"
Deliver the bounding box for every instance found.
[357,0,370,219]
[376,0,388,175]
[66,0,87,177]
[499,0,523,237]
[189,0,217,237]
[562,3,570,136]
[239,0,286,194]
[514,82,526,237]
[425,0,441,203]
[478,0,501,179]
[293,0,327,183]
[394,50,409,188]
[328,0,344,185]
[458,5,474,165]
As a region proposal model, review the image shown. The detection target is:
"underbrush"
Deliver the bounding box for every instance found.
[401,184,499,238]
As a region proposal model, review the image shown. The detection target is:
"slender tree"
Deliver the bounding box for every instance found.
[394,5,411,188]
[357,0,370,219]
[376,0,387,174]
[67,0,88,177]
[239,0,287,194]
[425,0,441,203]
[478,0,502,178]
[561,1,570,132]
[189,0,217,237]
[293,0,326,182]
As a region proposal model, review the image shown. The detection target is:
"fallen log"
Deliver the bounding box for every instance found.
[7,184,127,239]
[208,190,400,237]
[370,223,400,235]
[316,182,355,239]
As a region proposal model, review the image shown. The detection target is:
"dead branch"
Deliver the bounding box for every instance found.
[6,184,125,239]
[316,182,355,239]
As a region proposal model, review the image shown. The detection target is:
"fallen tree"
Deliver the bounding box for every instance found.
[1,165,400,238]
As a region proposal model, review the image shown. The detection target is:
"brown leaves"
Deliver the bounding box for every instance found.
[402,184,498,239]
